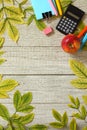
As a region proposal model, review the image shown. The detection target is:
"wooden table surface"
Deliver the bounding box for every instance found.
[0,0,87,129]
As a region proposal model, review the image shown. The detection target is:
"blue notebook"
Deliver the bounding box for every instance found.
[31,0,55,20]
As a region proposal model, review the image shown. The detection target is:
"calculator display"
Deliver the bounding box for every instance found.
[56,4,85,35]
[67,11,79,20]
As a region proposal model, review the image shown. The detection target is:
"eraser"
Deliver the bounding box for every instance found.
[43,27,53,35]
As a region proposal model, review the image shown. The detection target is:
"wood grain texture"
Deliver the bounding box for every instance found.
[0,0,87,129]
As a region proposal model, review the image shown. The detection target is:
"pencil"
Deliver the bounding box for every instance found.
[48,0,58,16]
[77,26,87,38]
[55,0,62,16]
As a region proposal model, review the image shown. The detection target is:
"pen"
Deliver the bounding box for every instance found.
[77,26,87,38]
[55,0,62,16]
[48,0,58,16]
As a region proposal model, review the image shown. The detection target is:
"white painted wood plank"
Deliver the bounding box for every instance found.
[0,76,85,104]
[1,47,87,74]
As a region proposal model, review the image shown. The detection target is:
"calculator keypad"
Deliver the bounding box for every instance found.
[56,16,77,35]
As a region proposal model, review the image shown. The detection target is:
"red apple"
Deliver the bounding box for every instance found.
[61,34,81,53]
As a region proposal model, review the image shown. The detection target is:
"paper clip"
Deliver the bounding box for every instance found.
[55,0,62,16]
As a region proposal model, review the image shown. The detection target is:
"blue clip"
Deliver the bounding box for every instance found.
[80,33,87,50]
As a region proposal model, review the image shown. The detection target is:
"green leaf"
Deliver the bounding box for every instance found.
[82,126,87,130]
[62,112,68,125]
[27,15,34,25]
[72,113,83,120]
[0,125,4,130]
[75,97,80,109]
[18,105,34,113]
[69,60,87,78]
[70,118,77,130]
[21,92,32,105]
[68,96,80,109]
[74,21,85,35]
[7,21,19,42]
[50,122,64,128]
[29,124,47,130]
[52,109,62,121]
[18,113,34,125]
[0,37,5,48]
[71,78,87,89]
[82,95,87,105]
[0,103,10,121]
[34,17,47,31]
[69,95,76,105]
[80,105,87,119]
[0,79,19,92]
[13,90,21,111]
[5,125,12,130]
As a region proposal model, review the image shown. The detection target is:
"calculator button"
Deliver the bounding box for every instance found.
[66,29,70,33]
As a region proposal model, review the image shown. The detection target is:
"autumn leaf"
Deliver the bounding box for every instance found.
[82,95,87,105]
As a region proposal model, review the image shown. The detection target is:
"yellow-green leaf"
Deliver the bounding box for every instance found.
[0,103,10,121]
[21,92,32,105]
[18,113,34,125]
[0,79,19,91]
[50,122,64,128]
[7,21,19,42]
[0,8,4,20]
[17,105,34,113]
[0,58,6,65]
[29,124,47,130]
[8,17,24,24]
[0,51,5,56]
[52,109,62,121]
[27,15,34,25]
[70,118,77,130]
[4,0,13,4]
[82,95,87,105]
[83,127,87,130]
[0,125,3,130]
[34,17,47,31]
[0,92,9,98]
[0,37,5,47]
[80,105,87,119]
[13,90,21,111]
[20,0,28,5]
[5,6,24,17]
[69,60,87,78]
[0,74,2,81]
[71,78,87,89]
[62,112,68,125]
[0,20,7,35]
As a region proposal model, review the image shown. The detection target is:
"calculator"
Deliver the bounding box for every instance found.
[56,4,85,35]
